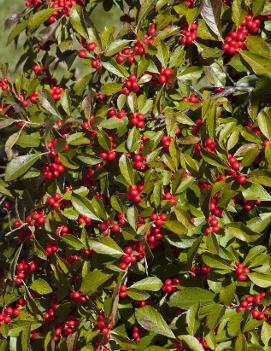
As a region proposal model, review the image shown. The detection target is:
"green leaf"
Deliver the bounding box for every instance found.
[99,117,128,129]
[219,283,236,305]
[119,154,135,185]
[178,66,202,81]
[249,170,271,187]
[127,127,141,152]
[257,107,271,141]
[231,0,246,27]
[62,234,84,250]
[7,20,27,44]
[247,272,271,288]
[102,60,129,78]
[71,194,101,221]
[127,206,138,230]
[164,220,187,235]
[186,304,200,335]
[169,287,215,309]
[156,40,169,67]
[60,90,72,116]
[252,0,266,16]
[39,93,61,119]
[30,279,52,295]
[240,51,271,78]
[135,306,175,338]
[105,39,132,56]
[201,0,222,38]
[137,0,156,25]
[89,237,123,257]
[202,255,232,272]
[127,289,151,301]
[261,321,271,346]
[129,277,163,291]
[101,83,123,95]
[28,9,56,28]
[242,184,271,201]
[81,270,112,294]
[179,335,205,351]
[5,154,41,181]
[224,223,260,242]
[70,5,88,38]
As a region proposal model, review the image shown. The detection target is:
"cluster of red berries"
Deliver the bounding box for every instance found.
[180,22,198,45]
[117,213,126,226]
[121,75,140,94]
[32,64,47,75]
[81,115,95,134]
[119,243,145,270]
[25,0,41,7]
[95,313,112,341]
[91,59,102,70]
[108,107,126,119]
[50,86,63,101]
[25,211,46,227]
[222,14,262,54]
[242,199,261,212]
[127,184,144,203]
[47,0,84,23]
[14,259,38,285]
[150,212,167,227]
[116,24,156,64]
[118,284,128,298]
[78,41,97,58]
[227,155,247,185]
[78,214,92,226]
[191,266,211,279]
[146,227,163,249]
[129,112,145,128]
[18,91,38,106]
[158,67,174,85]
[99,220,121,235]
[209,193,223,217]
[0,77,9,91]
[0,305,21,325]
[234,262,250,281]
[236,292,268,320]
[162,192,177,205]
[161,136,173,151]
[14,219,35,241]
[204,138,216,152]
[47,193,62,209]
[132,153,148,171]
[45,242,58,256]
[204,214,220,236]
[116,42,145,65]
[54,316,79,342]
[182,93,201,103]
[161,277,180,294]
[192,118,204,134]
[70,290,87,303]
[119,246,137,270]
[100,149,117,161]
[132,326,141,341]
[43,155,65,180]
[43,302,57,321]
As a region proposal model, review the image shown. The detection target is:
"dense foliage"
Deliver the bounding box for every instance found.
[1,0,271,350]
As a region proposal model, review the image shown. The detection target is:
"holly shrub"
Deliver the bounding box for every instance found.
[2,0,271,350]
